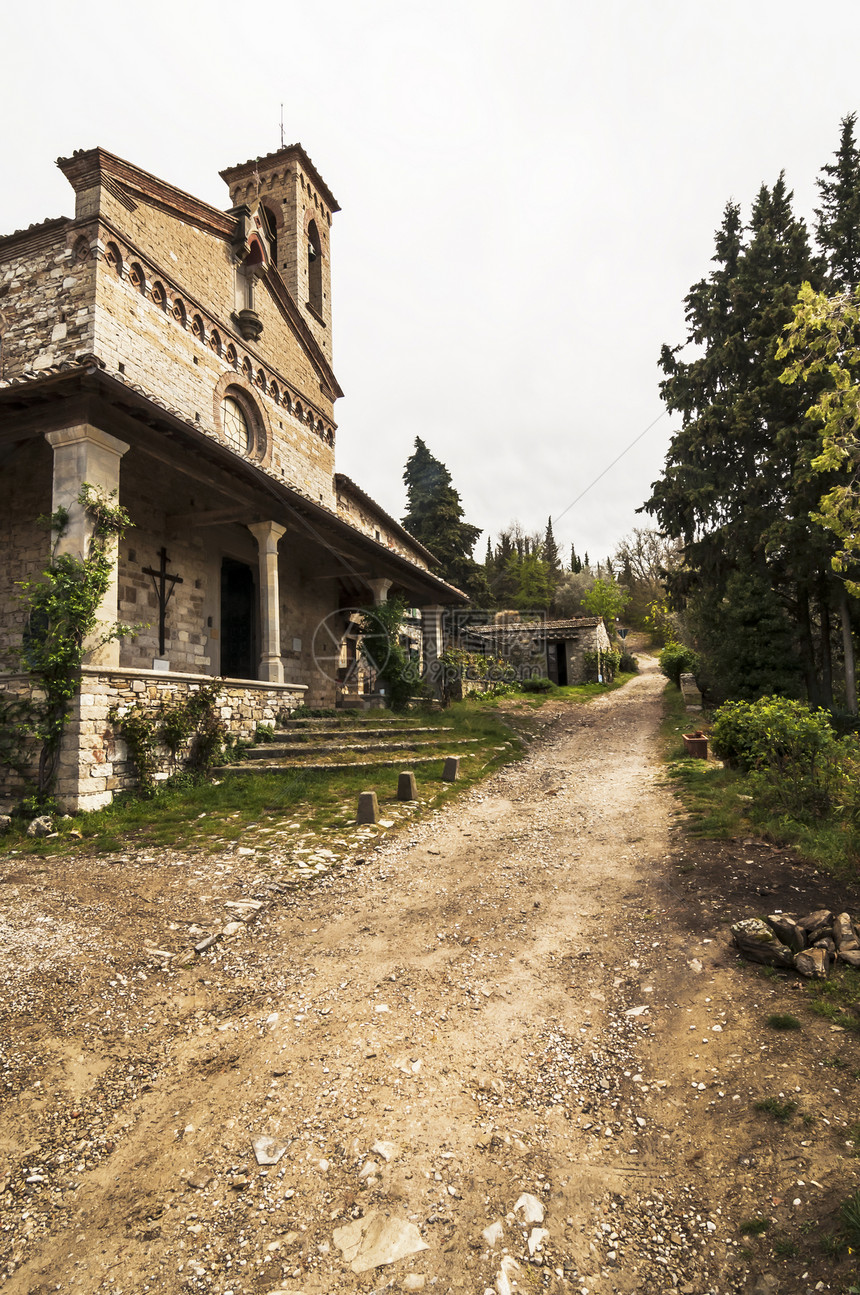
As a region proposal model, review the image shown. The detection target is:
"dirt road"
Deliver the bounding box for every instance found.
[2,657,860,1295]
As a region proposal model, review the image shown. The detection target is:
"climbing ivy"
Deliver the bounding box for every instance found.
[5,484,132,805]
[112,681,225,794]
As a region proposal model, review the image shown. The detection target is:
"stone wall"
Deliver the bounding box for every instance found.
[335,482,432,571]
[91,216,338,506]
[3,668,307,814]
[0,223,94,379]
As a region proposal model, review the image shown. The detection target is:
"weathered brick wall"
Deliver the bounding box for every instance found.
[0,441,52,655]
[0,225,95,378]
[224,158,334,364]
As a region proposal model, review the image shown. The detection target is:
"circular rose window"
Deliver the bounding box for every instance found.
[221,394,251,454]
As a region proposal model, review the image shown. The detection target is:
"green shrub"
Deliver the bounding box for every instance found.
[710,697,835,772]
[619,652,639,673]
[658,641,700,688]
[583,649,622,683]
[711,695,858,822]
[520,676,554,693]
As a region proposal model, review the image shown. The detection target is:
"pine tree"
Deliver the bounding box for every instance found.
[569,544,582,574]
[815,113,860,290]
[401,438,487,602]
[644,177,837,703]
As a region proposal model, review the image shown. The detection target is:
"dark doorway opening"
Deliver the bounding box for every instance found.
[554,641,568,687]
[220,558,256,679]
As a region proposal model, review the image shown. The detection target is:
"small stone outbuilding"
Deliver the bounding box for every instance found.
[464,616,611,685]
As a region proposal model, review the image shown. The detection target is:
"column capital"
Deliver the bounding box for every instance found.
[45,425,130,459]
[247,520,287,552]
[366,577,393,606]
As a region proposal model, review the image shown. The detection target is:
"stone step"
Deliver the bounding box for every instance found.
[286,716,416,728]
[213,753,477,775]
[238,737,480,761]
[273,725,446,742]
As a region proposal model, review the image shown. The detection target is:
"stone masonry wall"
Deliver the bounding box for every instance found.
[0,224,95,378]
[57,668,307,812]
[335,485,432,571]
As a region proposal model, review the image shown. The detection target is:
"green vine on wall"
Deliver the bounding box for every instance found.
[4,484,132,806]
[112,681,226,794]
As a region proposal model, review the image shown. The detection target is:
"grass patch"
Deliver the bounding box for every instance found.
[819,1232,845,1258]
[841,1188,860,1248]
[739,1217,771,1236]
[660,687,748,838]
[754,1096,799,1123]
[804,967,860,1035]
[772,1237,799,1257]
[1,701,523,858]
[497,673,638,709]
[767,1013,802,1031]
[660,683,860,876]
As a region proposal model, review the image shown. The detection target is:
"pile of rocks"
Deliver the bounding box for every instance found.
[731,908,860,979]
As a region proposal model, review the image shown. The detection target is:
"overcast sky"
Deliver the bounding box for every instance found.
[4,1,860,565]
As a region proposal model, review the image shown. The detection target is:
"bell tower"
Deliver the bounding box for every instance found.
[220,145,339,364]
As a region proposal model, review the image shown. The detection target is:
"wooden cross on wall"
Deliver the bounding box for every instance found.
[142,547,183,658]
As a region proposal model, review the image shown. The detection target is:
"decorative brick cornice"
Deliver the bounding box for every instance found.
[93,216,339,436]
[220,144,340,213]
[57,147,236,238]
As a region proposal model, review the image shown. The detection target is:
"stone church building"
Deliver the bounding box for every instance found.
[0,144,465,810]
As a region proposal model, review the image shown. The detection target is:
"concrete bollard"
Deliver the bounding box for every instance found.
[397,770,418,801]
[357,790,379,824]
[442,756,460,782]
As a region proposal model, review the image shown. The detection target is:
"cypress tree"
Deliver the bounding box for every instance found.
[544,517,560,577]
[401,438,487,602]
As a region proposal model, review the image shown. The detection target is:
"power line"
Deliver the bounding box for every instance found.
[552,409,668,527]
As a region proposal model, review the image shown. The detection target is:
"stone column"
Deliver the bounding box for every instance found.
[366,577,392,606]
[248,521,287,683]
[421,604,445,695]
[45,425,129,668]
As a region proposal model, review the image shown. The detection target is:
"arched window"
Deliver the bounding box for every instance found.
[260,205,278,264]
[209,328,222,356]
[151,281,167,310]
[270,380,280,405]
[104,242,123,275]
[172,299,187,328]
[129,262,146,293]
[217,385,266,462]
[307,219,322,315]
[241,356,253,381]
[226,343,238,367]
[221,393,251,454]
[192,314,205,342]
